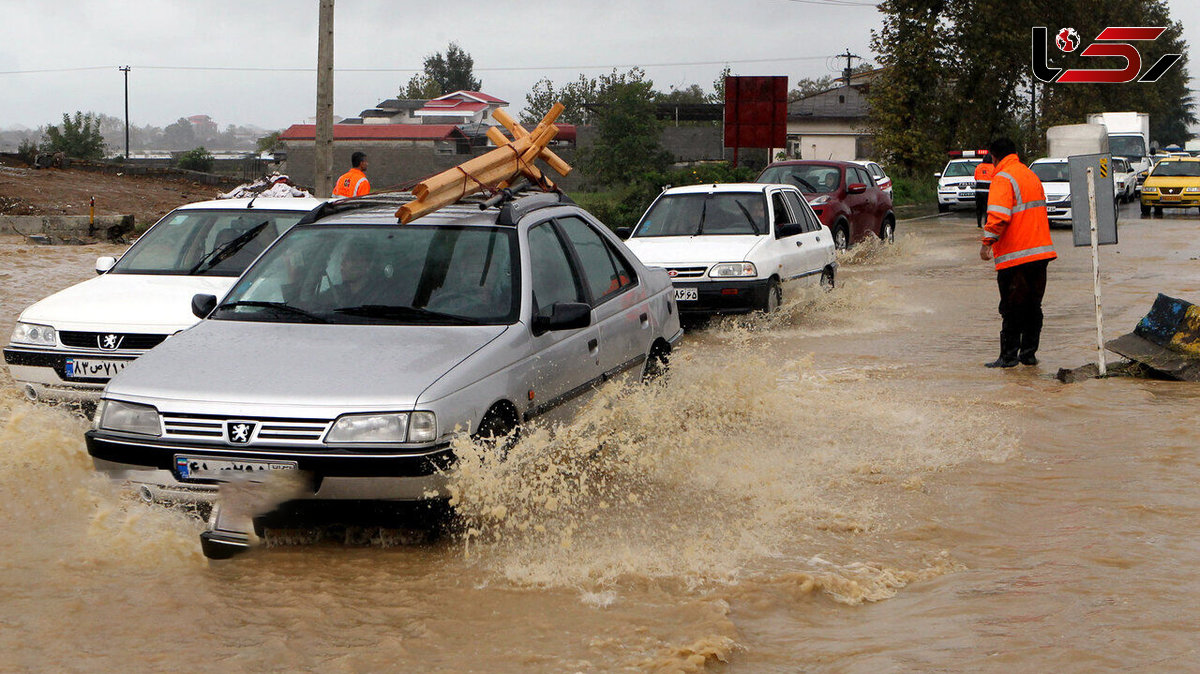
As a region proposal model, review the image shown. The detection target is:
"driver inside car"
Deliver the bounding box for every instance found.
[315,238,388,311]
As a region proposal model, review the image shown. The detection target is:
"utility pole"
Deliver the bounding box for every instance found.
[315,0,335,196]
[119,66,130,159]
[838,49,861,87]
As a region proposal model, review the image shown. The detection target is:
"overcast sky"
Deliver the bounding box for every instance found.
[2,0,1198,131]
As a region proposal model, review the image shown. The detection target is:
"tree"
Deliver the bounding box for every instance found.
[415,42,482,96]
[255,131,281,154]
[42,111,106,159]
[580,69,672,187]
[521,74,599,126]
[163,118,197,151]
[402,73,442,99]
[711,65,732,103]
[177,147,214,172]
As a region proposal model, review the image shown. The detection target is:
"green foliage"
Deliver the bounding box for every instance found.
[42,111,106,159]
[573,162,758,230]
[177,147,214,172]
[255,131,281,154]
[16,138,39,164]
[579,69,672,187]
[420,42,481,96]
[522,74,600,126]
[887,170,938,207]
[403,74,442,99]
[712,65,732,102]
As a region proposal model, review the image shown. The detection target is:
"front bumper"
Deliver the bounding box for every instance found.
[671,279,771,314]
[85,431,454,503]
[1141,192,1200,208]
[937,187,977,207]
[4,346,137,400]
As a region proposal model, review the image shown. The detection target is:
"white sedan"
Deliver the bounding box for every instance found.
[621,183,836,314]
[4,197,326,402]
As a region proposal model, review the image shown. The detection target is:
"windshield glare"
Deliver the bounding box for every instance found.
[758,165,841,193]
[214,225,519,325]
[634,193,768,237]
[111,209,304,275]
[1151,161,1200,178]
[1031,163,1069,182]
[942,161,979,178]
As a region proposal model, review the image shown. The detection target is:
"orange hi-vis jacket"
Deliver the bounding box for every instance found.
[332,167,370,198]
[974,162,994,187]
[982,154,1057,271]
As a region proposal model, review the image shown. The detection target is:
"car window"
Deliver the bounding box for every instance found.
[782,190,820,232]
[634,193,767,236]
[758,164,841,193]
[942,161,979,177]
[1151,161,1200,177]
[112,209,304,276]
[771,192,790,227]
[869,164,886,179]
[1030,162,1069,182]
[528,221,585,313]
[851,167,873,185]
[556,216,634,303]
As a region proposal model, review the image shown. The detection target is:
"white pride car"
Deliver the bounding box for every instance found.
[4,197,326,402]
[621,183,836,314]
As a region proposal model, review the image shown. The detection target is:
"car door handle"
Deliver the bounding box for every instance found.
[639,312,649,327]
[587,338,598,353]
[795,240,803,247]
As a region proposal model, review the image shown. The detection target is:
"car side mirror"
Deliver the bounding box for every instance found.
[191,293,217,319]
[95,256,116,274]
[847,183,867,195]
[532,302,591,335]
[615,226,633,240]
[933,172,942,178]
[775,222,804,238]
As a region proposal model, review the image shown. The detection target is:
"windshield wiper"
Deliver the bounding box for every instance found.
[695,197,708,236]
[735,201,762,234]
[188,221,269,275]
[215,300,327,323]
[333,304,482,325]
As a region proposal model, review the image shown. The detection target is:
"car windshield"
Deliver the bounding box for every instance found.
[213,224,519,325]
[633,193,767,237]
[1031,163,1069,182]
[1109,135,1147,159]
[757,164,841,193]
[1113,158,1129,172]
[942,161,980,178]
[1151,161,1200,177]
[111,208,306,276]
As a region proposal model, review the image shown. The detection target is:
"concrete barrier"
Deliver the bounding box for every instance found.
[0,214,135,241]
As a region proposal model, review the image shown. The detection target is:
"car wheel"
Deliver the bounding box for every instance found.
[642,340,671,382]
[937,203,949,213]
[1141,203,1150,216]
[474,403,520,454]
[819,266,835,291]
[760,278,782,313]
[833,222,850,250]
[879,214,896,243]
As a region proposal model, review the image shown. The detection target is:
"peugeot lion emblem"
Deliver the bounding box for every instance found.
[98,333,123,350]
[227,421,256,444]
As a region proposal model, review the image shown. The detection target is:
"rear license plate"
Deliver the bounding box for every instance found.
[674,287,698,301]
[175,456,297,481]
[65,358,128,379]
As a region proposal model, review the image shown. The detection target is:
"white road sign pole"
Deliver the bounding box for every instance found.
[1086,167,1107,376]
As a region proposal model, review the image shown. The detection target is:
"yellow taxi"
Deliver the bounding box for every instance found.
[1141,157,1200,216]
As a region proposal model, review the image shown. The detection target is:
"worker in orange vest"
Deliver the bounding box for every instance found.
[973,153,995,228]
[333,151,371,198]
[980,138,1057,368]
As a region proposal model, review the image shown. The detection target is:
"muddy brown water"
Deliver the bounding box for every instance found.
[1,207,1198,672]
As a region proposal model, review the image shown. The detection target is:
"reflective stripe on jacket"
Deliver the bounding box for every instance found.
[973,162,994,188]
[333,168,370,197]
[983,154,1057,271]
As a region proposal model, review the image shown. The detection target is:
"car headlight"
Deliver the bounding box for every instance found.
[98,400,161,436]
[1186,187,1200,193]
[325,411,437,444]
[10,322,57,347]
[1143,186,1158,193]
[709,262,757,278]
[807,195,831,206]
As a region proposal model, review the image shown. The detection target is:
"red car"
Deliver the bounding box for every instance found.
[757,160,896,250]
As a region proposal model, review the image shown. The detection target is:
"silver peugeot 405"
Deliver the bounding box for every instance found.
[85,192,682,519]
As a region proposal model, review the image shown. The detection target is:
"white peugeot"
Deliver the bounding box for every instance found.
[621,183,836,314]
[4,197,326,402]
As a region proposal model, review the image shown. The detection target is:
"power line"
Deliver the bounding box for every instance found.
[0,66,113,75]
[783,0,878,6]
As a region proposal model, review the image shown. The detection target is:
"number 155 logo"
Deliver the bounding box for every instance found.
[1032,26,1182,84]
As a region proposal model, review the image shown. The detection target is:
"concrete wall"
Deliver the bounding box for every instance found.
[0,214,134,241]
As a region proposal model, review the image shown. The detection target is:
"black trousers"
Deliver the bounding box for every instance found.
[996,258,1049,359]
[974,188,989,226]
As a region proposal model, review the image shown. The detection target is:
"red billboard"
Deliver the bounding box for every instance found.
[723,76,788,149]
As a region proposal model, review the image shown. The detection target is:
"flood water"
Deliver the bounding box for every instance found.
[2,205,1199,672]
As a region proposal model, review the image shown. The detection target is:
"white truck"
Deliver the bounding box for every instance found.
[1086,112,1151,191]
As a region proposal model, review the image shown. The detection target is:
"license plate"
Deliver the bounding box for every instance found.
[674,287,698,301]
[175,455,297,481]
[65,358,129,379]
[1162,195,1180,201]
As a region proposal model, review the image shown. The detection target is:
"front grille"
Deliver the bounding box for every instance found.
[666,266,708,279]
[161,413,332,445]
[1160,186,1183,195]
[59,331,167,351]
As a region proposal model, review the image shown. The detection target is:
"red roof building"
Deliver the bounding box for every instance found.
[415,91,509,124]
